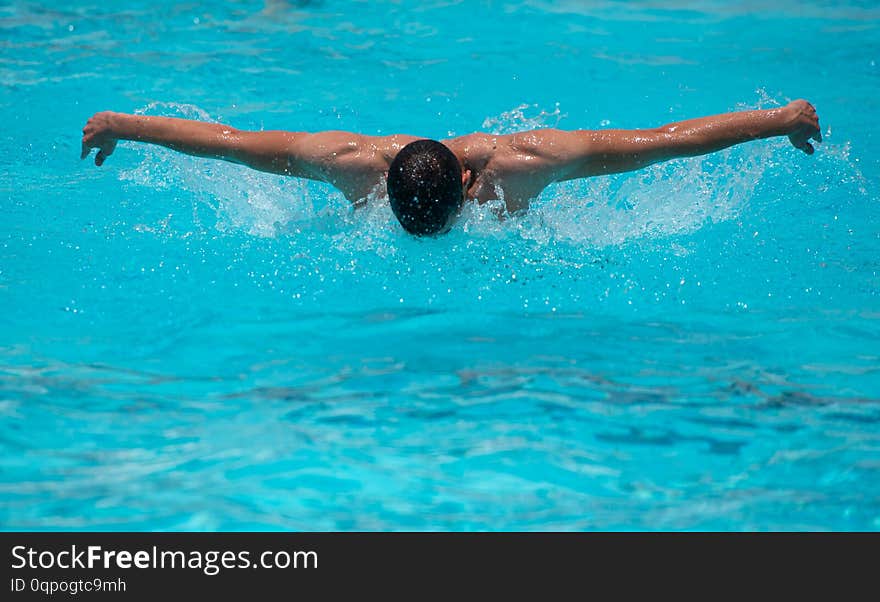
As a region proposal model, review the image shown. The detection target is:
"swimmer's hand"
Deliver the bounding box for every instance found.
[81,111,119,166]
[782,100,822,155]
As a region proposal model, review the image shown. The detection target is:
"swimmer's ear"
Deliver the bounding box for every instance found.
[462,169,472,187]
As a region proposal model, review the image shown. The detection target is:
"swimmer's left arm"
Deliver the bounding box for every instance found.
[518,100,821,182]
[81,111,418,201]
[80,112,369,179]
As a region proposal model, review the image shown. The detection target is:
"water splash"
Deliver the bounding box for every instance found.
[117,97,866,260]
[471,99,775,246]
[524,142,774,247]
[482,102,565,134]
[120,102,316,237]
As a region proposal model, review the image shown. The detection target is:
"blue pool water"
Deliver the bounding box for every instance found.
[1,1,879,530]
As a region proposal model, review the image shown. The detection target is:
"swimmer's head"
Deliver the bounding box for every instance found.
[387,139,468,236]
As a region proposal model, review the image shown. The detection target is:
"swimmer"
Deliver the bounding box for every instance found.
[81,100,821,235]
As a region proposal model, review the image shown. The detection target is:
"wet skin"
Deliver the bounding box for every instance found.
[81,100,821,217]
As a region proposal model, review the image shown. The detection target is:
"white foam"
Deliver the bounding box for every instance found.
[473,97,773,247]
[120,102,317,238]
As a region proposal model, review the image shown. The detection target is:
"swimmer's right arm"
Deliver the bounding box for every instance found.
[80,112,397,184]
[498,100,822,187]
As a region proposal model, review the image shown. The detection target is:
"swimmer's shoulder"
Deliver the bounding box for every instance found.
[443,133,500,166]
[376,134,422,164]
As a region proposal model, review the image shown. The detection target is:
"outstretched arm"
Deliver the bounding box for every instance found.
[494,100,822,184]
[80,112,416,202]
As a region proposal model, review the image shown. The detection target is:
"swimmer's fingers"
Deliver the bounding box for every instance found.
[94,140,116,166]
[806,111,822,144]
[786,100,822,151]
[788,133,814,155]
[81,112,115,164]
[798,138,815,155]
[812,122,823,143]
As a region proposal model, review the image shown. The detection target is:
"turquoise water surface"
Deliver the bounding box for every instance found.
[2,1,879,530]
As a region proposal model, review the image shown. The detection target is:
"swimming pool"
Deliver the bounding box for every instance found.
[2,0,878,530]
